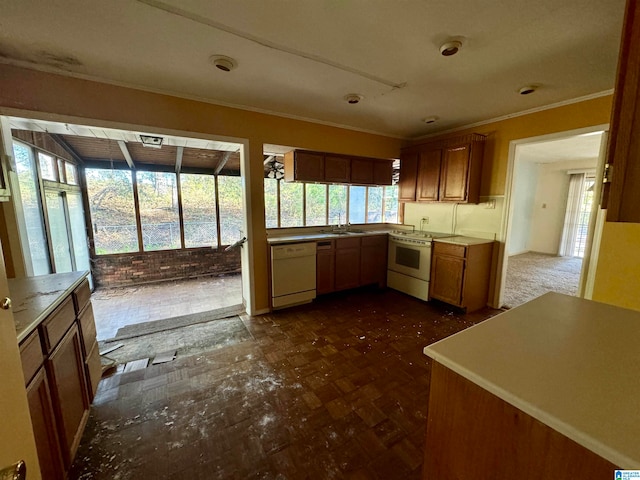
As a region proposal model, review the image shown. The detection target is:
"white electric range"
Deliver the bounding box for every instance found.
[387,230,452,301]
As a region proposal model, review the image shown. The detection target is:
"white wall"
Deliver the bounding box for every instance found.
[508,161,540,255]
[404,196,504,241]
[528,158,596,254]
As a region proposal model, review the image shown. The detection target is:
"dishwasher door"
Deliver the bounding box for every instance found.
[271,242,317,308]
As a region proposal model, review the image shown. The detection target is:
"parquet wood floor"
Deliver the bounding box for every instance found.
[69,287,500,479]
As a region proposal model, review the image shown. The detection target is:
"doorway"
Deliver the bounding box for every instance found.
[501,128,606,308]
[3,115,254,336]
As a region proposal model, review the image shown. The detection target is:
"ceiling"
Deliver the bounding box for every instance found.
[517,131,604,164]
[0,0,627,139]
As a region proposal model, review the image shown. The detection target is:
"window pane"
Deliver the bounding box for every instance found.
[305,183,326,226]
[328,184,347,225]
[38,152,56,181]
[181,173,217,248]
[367,186,384,223]
[280,181,303,227]
[57,159,66,183]
[264,178,278,228]
[86,168,139,254]
[348,186,366,224]
[67,191,91,279]
[45,190,73,272]
[383,186,399,223]
[218,175,244,245]
[65,163,78,185]
[13,143,51,275]
[137,171,180,251]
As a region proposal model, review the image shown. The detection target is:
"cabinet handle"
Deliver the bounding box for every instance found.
[1,297,11,310]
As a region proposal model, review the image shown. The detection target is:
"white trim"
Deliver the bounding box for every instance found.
[414,91,614,141]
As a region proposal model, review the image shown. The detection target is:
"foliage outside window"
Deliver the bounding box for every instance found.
[305,184,326,226]
[280,181,304,228]
[328,184,347,225]
[38,152,57,181]
[137,171,180,251]
[348,186,366,224]
[85,169,139,254]
[181,173,218,248]
[367,187,384,223]
[13,142,51,275]
[264,178,278,228]
[217,175,244,245]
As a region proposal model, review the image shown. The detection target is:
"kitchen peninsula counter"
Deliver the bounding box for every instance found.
[422,292,638,477]
[9,271,88,343]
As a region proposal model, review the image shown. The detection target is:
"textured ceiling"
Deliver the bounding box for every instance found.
[0,0,627,138]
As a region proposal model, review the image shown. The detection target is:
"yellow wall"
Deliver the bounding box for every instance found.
[592,222,640,311]
[0,65,403,311]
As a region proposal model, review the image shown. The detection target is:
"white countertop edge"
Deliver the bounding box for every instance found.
[423,347,637,469]
[432,236,494,246]
[267,230,391,244]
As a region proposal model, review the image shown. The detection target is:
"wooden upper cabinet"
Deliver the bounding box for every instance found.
[417,149,442,202]
[400,133,485,204]
[284,149,393,185]
[324,155,351,183]
[284,150,324,182]
[602,0,640,222]
[399,150,419,201]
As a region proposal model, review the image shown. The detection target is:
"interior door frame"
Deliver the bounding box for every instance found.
[0,109,257,316]
[497,123,609,308]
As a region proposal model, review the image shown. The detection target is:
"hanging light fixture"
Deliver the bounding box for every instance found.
[267,159,285,180]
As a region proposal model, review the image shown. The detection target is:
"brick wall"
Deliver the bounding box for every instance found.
[91,247,241,288]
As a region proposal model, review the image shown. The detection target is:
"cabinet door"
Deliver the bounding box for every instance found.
[439,144,471,202]
[417,149,443,201]
[295,151,325,182]
[47,324,90,468]
[316,241,335,295]
[373,160,393,186]
[360,235,388,287]
[27,369,65,480]
[351,158,374,184]
[399,151,419,201]
[325,155,351,183]
[430,254,465,306]
[335,238,361,290]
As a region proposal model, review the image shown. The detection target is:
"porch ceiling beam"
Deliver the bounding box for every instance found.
[175,146,184,173]
[49,134,85,164]
[117,140,135,169]
[214,151,232,175]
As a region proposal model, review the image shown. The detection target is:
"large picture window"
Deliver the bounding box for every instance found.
[85,169,139,254]
[137,171,180,251]
[181,173,217,248]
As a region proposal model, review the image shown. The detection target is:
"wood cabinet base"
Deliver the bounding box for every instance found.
[424,362,617,479]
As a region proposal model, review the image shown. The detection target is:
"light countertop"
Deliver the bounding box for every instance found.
[433,235,494,246]
[423,292,640,468]
[267,229,393,245]
[9,271,89,343]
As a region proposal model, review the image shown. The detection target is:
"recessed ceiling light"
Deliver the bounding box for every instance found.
[209,55,237,72]
[344,94,364,104]
[439,40,462,57]
[423,116,439,124]
[519,85,538,95]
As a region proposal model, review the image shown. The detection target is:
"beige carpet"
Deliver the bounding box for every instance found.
[502,252,583,308]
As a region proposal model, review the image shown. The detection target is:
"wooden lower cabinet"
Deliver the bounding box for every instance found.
[335,237,361,290]
[316,240,335,295]
[26,369,65,480]
[360,235,387,287]
[430,241,494,312]
[424,362,617,479]
[47,323,90,467]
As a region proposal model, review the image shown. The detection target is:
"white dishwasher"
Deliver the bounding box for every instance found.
[271,242,317,309]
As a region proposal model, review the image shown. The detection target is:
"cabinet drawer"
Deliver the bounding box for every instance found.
[361,235,387,248]
[20,329,44,385]
[434,242,466,258]
[78,303,97,357]
[316,239,335,251]
[72,278,91,314]
[41,296,75,353]
[85,341,102,401]
[336,237,361,249]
